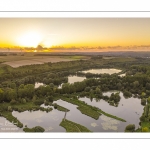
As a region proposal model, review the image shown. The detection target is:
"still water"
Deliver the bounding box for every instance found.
[12,91,143,132]
[79,91,144,130]
[58,75,86,88]
[81,68,122,75]
[35,82,44,88]
[12,107,66,132]
[68,75,86,84]
[36,69,124,89]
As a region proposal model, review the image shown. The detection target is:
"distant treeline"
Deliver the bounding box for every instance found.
[34,53,87,56]
[0,53,7,56]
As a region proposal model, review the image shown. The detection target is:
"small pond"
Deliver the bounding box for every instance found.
[81,68,122,75]
[35,82,44,88]
[68,75,86,84]
[119,73,126,77]
[58,75,86,88]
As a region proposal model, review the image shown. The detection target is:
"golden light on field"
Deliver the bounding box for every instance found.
[17,32,42,47]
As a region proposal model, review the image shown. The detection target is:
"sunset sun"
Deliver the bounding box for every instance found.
[17,32,42,47]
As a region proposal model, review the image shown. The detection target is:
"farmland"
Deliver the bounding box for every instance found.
[0,52,90,68]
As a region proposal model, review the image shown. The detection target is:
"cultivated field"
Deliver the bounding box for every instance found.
[1,54,90,68]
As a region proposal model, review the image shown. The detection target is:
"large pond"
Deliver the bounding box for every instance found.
[12,106,66,132]
[79,91,144,131]
[12,91,144,132]
[81,68,122,75]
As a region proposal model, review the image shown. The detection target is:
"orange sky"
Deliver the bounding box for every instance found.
[0,18,150,50]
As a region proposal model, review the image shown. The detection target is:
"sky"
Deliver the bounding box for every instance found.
[0,18,150,51]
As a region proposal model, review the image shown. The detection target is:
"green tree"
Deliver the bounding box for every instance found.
[141,92,146,98]
[24,84,34,98]
[146,83,150,90]
[142,127,149,132]
[140,115,145,122]
[5,88,17,102]
[84,87,90,92]
[95,87,102,95]
[0,88,4,102]
[47,96,53,102]
[133,81,139,88]
[141,98,146,106]
[147,97,150,103]
[10,99,17,105]
[123,90,132,98]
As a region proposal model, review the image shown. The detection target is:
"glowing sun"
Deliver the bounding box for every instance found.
[17,32,42,47]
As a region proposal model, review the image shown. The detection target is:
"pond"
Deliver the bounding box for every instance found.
[35,82,44,88]
[12,100,110,132]
[68,75,86,84]
[58,75,86,88]
[54,100,122,132]
[119,73,126,77]
[81,68,122,75]
[36,69,125,90]
[12,106,66,132]
[12,91,143,132]
[79,91,144,131]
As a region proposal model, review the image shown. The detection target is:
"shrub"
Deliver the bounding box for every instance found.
[34,99,44,105]
[140,115,146,122]
[48,96,53,102]
[22,98,26,104]
[125,124,135,132]
[102,95,109,100]
[123,90,132,98]
[142,127,149,132]
[141,98,146,106]
[7,106,12,111]
[23,126,45,132]
[144,105,149,117]
[147,97,150,104]
[84,87,91,92]
[10,99,17,105]
[54,104,57,109]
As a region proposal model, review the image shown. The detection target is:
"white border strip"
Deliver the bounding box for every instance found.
[0,133,149,139]
[0,12,150,18]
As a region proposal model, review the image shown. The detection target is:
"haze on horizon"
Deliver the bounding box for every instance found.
[1,18,150,51]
